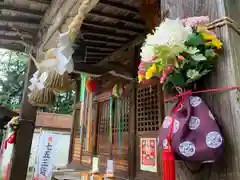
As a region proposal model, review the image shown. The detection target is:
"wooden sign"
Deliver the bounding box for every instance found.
[140,138,157,172]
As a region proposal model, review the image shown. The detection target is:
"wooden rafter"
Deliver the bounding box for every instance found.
[0,15,40,24]
[81,24,134,38]
[83,34,127,44]
[87,46,115,51]
[96,33,145,66]
[83,32,129,41]
[0,3,44,16]
[99,0,140,15]
[84,39,123,46]
[86,52,110,56]
[85,42,121,49]
[88,10,145,27]
[83,20,145,33]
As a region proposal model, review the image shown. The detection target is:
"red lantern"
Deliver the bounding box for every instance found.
[86,79,97,92]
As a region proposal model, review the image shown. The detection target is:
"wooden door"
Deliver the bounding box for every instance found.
[97,97,130,178]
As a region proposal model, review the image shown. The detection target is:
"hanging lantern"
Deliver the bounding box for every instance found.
[44,71,73,92]
[112,84,125,98]
[86,79,97,92]
[28,88,56,107]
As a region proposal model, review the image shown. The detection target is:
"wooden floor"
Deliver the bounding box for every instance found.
[52,169,81,180]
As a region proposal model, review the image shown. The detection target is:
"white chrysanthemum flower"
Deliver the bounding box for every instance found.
[140,18,192,62]
[140,44,155,62]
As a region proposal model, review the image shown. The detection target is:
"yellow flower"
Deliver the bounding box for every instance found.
[138,74,144,82]
[196,25,207,32]
[201,32,216,41]
[149,63,157,73]
[145,70,153,80]
[211,39,223,49]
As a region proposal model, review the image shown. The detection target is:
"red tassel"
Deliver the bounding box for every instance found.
[162,146,176,180]
[162,96,184,180]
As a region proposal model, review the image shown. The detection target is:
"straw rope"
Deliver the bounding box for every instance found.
[207,16,240,35]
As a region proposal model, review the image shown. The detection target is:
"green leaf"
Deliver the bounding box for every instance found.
[186,33,204,46]
[168,73,185,86]
[186,69,200,79]
[186,69,211,84]
[204,49,216,58]
[192,54,207,61]
[185,47,200,55]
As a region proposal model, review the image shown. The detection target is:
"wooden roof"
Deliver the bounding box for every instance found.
[72,0,147,75]
[0,0,158,87]
[0,0,51,52]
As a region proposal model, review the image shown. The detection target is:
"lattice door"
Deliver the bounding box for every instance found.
[137,84,161,132]
[97,100,110,167]
[136,84,163,179]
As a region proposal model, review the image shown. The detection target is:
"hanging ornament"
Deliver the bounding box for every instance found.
[44,70,74,92]
[86,79,97,93]
[28,88,56,107]
[28,71,56,107]
[112,84,125,98]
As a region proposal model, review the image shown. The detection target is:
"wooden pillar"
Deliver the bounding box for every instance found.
[128,47,139,180]
[9,57,37,180]
[68,80,80,164]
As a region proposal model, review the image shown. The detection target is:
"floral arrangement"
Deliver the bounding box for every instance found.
[138,16,223,89]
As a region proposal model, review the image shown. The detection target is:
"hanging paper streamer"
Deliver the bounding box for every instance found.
[85,81,93,152]
[108,96,113,145]
[79,73,87,146]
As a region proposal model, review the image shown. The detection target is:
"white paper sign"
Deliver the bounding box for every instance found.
[106,160,114,176]
[33,131,57,180]
[92,157,100,173]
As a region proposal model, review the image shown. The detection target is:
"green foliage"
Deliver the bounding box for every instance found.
[0,49,74,114]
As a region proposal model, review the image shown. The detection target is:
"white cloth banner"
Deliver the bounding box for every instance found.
[33,131,57,180]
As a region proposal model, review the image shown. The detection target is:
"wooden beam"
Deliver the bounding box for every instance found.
[86,43,119,51]
[0,15,40,24]
[86,54,106,58]
[87,46,114,53]
[86,52,110,56]
[9,57,37,180]
[96,34,145,66]
[81,24,135,38]
[83,32,129,41]
[83,34,127,44]
[88,10,145,27]
[0,3,44,16]
[99,0,140,15]
[83,21,142,34]
[84,39,123,47]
